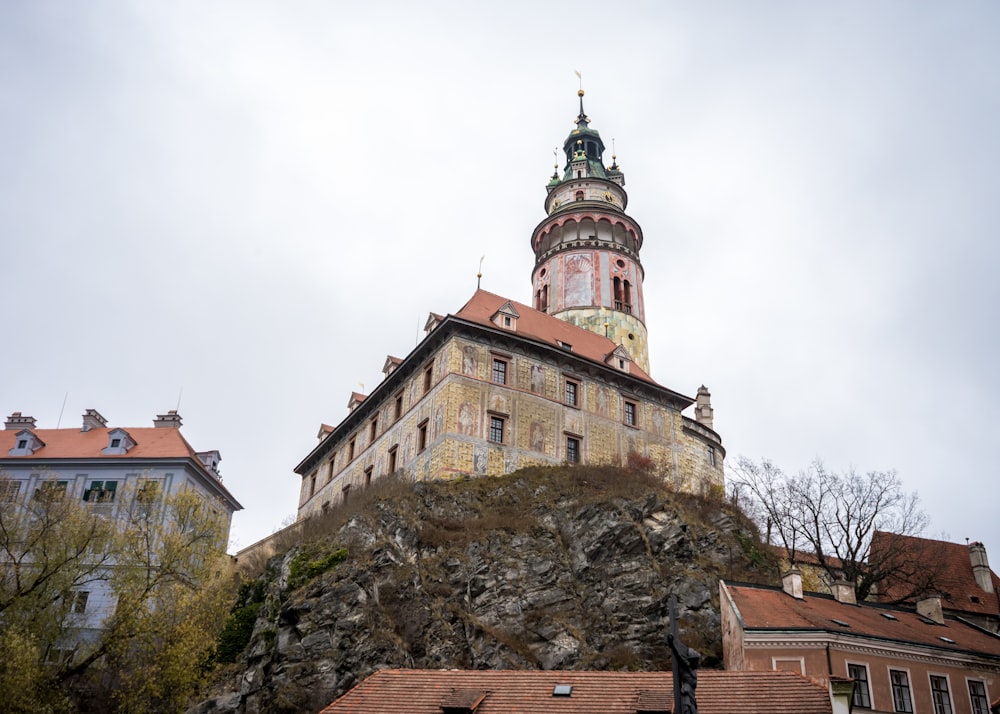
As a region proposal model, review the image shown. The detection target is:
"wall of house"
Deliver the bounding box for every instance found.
[738,642,998,714]
[299,334,724,518]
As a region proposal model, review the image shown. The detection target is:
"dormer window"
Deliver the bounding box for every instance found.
[9,429,44,456]
[491,302,519,331]
[101,428,135,455]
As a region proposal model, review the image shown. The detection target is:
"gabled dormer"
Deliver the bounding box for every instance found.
[383,355,402,378]
[8,428,44,456]
[491,302,520,331]
[101,428,136,455]
[347,392,367,412]
[605,344,633,373]
[424,312,444,335]
[196,450,222,478]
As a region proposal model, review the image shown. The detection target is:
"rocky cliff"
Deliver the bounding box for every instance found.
[193,465,775,714]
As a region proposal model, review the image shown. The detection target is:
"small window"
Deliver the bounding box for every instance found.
[566,436,580,463]
[565,380,579,407]
[848,664,871,708]
[388,445,398,474]
[309,473,316,497]
[424,364,433,393]
[418,420,428,452]
[503,315,511,327]
[394,392,404,420]
[707,445,717,467]
[0,480,22,502]
[969,680,989,714]
[16,439,27,449]
[931,675,953,714]
[348,438,356,461]
[369,416,378,441]
[341,483,351,503]
[890,670,913,713]
[624,400,637,426]
[72,591,89,614]
[110,438,121,448]
[364,466,373,488]
[489,416,505,444]
[492,358,507,385]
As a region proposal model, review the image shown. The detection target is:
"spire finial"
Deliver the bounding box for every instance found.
[574,69,586,120]
[477,255,485,289]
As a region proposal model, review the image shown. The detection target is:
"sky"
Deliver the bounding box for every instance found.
[2,2,998,560]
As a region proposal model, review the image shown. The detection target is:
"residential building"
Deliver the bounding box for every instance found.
[319,668,847,714]
[294,91,723,519]
[0,408,243,634]
[721,572,1000,714]
[871,533,1000,635]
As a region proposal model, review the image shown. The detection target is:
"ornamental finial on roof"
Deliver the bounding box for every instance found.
[574,70,588,127]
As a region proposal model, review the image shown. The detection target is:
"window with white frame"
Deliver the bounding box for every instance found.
[0,480,22,502]
[968,680,989,714]
[72,590,89,614]
[848,663,871,709]
[890,669,913,713]
[83,480,118,503]
[930,675,953,714]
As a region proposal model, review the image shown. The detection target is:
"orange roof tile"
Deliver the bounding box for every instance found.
[871,532,1000,617]
[321,669,833,714]
[726,582,1000,657]
[1,426,200,461]
[454,289,660,385]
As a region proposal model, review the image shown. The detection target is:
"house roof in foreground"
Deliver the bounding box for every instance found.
[725,582,1000,658]
[320,668,833,714]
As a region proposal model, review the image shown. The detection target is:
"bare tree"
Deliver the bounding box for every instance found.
[729,457,932,601]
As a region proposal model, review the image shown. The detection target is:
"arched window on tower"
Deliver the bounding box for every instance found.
[575,190,584,201]
[541,284,548,312]
[623,280,632,313]
[613,276,623,311]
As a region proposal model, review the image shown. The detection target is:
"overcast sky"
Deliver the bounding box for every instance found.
[2,2,998,561]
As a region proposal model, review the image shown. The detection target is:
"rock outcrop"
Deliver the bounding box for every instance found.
[193,466,774,714]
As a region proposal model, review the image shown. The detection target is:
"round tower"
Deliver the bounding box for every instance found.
[530,90,650,373]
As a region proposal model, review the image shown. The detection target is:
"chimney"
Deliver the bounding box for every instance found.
[917,595,944,624]
[81,409,108,432]
[828,677,854,714]
[969,542,995,594]
[4,412,36,430]
[782,565,804,599]
[831,577,857,605]
[694,385,714,430]
[153,410,183,428]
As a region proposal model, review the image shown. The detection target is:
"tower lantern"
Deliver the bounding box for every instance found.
[531,90,650,373]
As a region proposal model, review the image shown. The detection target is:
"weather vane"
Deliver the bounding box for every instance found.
[477,255,485,289]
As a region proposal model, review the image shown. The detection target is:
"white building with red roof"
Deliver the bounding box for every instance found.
[293,93,723,519]
[1,408,242,629]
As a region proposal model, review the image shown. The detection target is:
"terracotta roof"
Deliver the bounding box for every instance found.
[454,289,659,385]
[725,582,1000,658]
[871,532,1000,617]
[321,668,833,714]
[769,544,845,571]
[1,426,201,461]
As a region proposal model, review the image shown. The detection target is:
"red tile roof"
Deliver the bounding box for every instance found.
[1,426,201,461]
[726,583,1000,657]
[871,532,1000,617]
[321,668,833,714]
[454,290,659,385]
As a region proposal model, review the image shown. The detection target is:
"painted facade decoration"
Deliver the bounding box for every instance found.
[295,91,724,519]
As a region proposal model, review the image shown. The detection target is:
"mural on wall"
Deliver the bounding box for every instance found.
[530,365,545,394]
[434,406,444,439]
[458,402,478,436]
[566,413,582,436]
[504,452,518,474]
[563,253,594,307]
[488,394,508,414]
[652,408,666,437]
[462,346,478,376]
[596,385,609,417]
[530,421,545,453]
[404,433,413,462]
[473,446,488,474]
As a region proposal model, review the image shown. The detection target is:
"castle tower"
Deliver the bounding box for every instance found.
[530,90,650,373]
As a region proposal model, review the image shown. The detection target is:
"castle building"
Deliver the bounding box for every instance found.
[295,92,724,519]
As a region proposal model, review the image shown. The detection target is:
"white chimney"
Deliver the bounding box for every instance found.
[81,409,108,432]
[694,385,714,430]
[969,542,994,593]
[782,566,804,599]
[4,412,36,430]
[917,595,944,624]
[831,578,857,605]
[153,410,183,428]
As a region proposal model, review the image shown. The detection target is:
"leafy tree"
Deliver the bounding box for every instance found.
[0,475,235,712]
[729,457,933,601]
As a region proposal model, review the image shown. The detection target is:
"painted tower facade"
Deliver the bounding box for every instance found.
[531,91,650,373]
